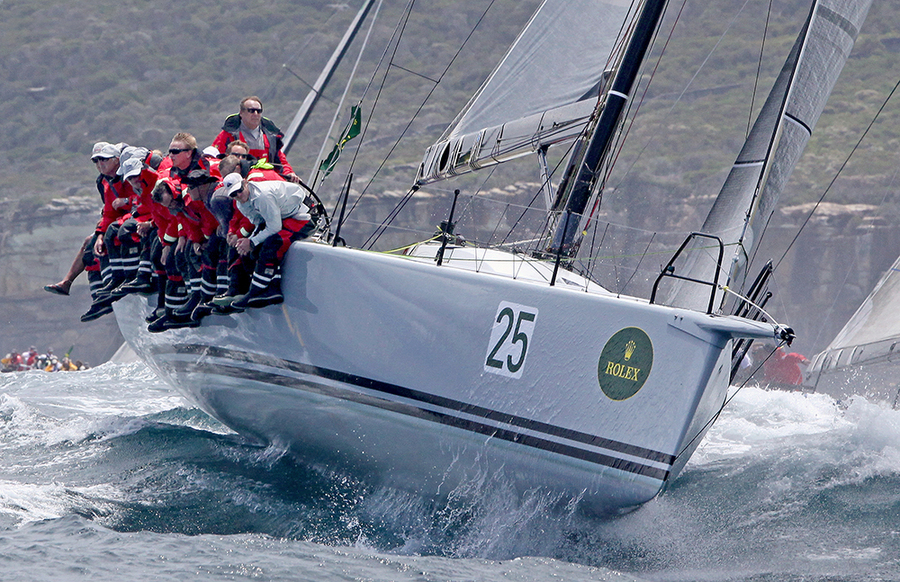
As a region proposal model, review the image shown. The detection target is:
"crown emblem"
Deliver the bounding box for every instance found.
[624,340,636,361]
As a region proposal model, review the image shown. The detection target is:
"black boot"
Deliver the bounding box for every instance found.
[145,277,167,323]
[80,296,115,322]
[111,273,154,298]
[174,291,202,318]
[232,277,283,309]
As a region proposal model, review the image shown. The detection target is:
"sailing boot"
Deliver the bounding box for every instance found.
[80,295,115,322]
[148,278,192,333]
[189,264,219,321]
[81,263,115,322]
[164,276,202,330]
[109,244,146,299]
[111,271,155,298]
[232,265,283,309]
[145,276,168,323]
[211,258,250,314]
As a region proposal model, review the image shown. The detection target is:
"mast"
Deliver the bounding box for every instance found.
[548,0,667,256]
[282,0,376,154]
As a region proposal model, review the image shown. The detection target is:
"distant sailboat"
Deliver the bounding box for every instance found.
[805,254,900,408]
[114,0,872,514]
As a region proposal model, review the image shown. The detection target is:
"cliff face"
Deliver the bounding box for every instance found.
[0,208,124,367]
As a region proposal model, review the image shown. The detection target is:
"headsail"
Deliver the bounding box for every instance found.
[416,0,633,186]
[662,0,873,313]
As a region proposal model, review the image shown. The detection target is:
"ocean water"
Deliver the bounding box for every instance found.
[0,363,898,581]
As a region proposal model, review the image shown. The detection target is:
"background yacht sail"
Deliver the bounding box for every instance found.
[805,253,900,399]
[661,0,873,313]
[416,0,632,185]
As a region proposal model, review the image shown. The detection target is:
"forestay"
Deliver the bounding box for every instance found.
[662,0,873,313]
[416,0,633,185]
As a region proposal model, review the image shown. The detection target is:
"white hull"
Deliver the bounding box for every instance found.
[114,240,779,514]
[805,346,900,409]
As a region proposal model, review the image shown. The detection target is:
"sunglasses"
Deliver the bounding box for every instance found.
[228,188,242,199]
[168,148,191,155]
[243,108,262,114]
[234,153,252,160]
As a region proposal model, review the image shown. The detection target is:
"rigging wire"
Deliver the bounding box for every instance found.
[333,0,418,204]
[603,0,756,196]
[747,0,775,139]
[583,0,687,292]
[809,161,900,350]
[346,0,502,248]
[310,0,386,190]
[772,75,900,272]
[674,342,785,462]
[263,4,350,103]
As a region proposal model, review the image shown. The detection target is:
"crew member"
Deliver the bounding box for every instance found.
[211,97,301,183]
[221,173,313,308]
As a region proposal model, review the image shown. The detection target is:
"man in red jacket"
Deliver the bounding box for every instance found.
[758,345,809,386]
[44,142,109,297]
[106,155,160,298]
[80,142,135,322]
[211,96,301,183]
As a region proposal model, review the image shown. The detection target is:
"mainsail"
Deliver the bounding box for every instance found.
[662,0,873,313]
[416,0,633,185]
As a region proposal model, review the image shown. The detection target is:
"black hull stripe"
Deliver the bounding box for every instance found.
[167,343,676,466]
[168,358,670,481]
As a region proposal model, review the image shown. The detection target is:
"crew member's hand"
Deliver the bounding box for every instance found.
[285,172,301,184]
[112,197,129,210]
[236,237,253,256]
[93,236,105,257]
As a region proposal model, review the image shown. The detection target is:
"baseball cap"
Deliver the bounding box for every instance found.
[222,173,244,197]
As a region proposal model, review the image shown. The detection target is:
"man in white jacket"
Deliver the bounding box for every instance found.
[221,172,313,308]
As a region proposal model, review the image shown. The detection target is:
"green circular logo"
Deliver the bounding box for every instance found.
[597,327,653,400]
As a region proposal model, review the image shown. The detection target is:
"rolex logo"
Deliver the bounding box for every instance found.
[624,340,636,361]
[599,328,653,401]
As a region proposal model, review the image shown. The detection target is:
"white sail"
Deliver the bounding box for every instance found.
[827,255,900,351]
[416,0,632,185]
[805,253,900,405]
[662,0,873,313]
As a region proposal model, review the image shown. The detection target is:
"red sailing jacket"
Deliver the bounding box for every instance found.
[176,197,219,244]
[211,114,294,178]
[95,175,134,234]
[130,167,159,223]
[149,173,179,246]
[169,150,211,197]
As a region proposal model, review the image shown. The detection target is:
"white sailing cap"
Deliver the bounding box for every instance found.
[202,146,220,158]
[222,172,244,197]
[94,143,122,160]
[120,157,144,180]
[91,141,111,159]
[117,146,149,174]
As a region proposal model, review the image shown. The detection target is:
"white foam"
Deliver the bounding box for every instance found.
[0,479,123,525]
